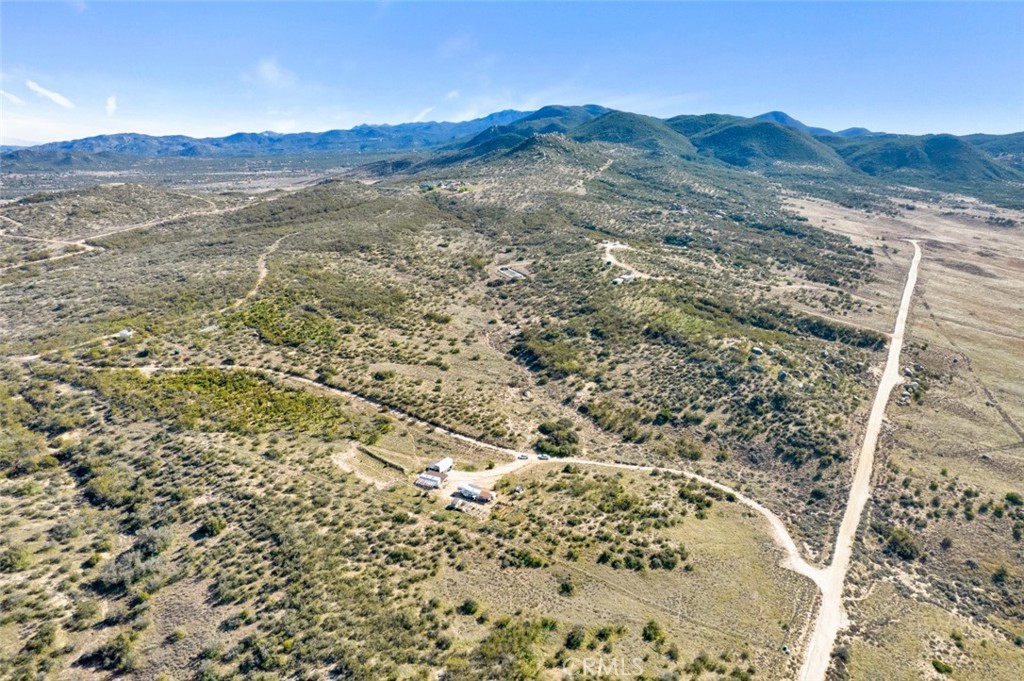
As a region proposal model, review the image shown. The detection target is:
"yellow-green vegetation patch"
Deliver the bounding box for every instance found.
[37,365,390,442]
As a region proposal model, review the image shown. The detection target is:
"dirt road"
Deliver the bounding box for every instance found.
[0,202,254,271]
[798,240,922,681]
[600,240,652,279]
[223,232,295,311]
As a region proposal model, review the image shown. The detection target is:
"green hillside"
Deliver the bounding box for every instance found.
[458,105,609,151]
[570,111,697,157]
[691,120,846,169]
[830,134,1023,183]
[664,113,743,138]
[515,104,611,132]
[960,131,1024,170]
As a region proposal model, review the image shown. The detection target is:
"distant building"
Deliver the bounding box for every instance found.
[497,266,527,280]
[458,484,496,503]
[427,457,454,474]
[612,274,635,285]
[415,473,444,489]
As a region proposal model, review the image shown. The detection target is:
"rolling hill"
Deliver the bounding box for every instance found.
[664,113,743,138]
[751,111,885,138]
[455,104,611,152]
[569,111,697,158]
[827,134,1024,183]
[690,119,846,169]
[961,131,1024,169]
[753,111,834,137]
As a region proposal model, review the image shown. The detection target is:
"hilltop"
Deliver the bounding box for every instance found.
[690,119,846,169]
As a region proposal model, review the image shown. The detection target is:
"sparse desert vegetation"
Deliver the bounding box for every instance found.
[2,99,1022,681]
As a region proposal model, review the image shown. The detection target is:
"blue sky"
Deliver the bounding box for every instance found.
[2,1,1022,144]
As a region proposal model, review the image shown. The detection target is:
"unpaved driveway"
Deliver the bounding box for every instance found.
[798,240,922,681]
[223,232,295,311]
[600,240,652,279]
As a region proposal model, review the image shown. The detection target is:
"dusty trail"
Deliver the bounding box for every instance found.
[557,458,825,586]
[798,240,922,681]
[600,240,653,279]
[222,232,295,312]
[0,214,100,272]
[573,158,613,195]
[0,202,254,271]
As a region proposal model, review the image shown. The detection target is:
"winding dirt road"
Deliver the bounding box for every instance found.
[120,362,823,589]
[798,240,922,681]
[600,240,652,279]
[222,232,295,312]
[0,202,254,272]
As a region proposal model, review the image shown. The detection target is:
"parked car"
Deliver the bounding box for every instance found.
[537,454,550,460]
[517,453,528,460]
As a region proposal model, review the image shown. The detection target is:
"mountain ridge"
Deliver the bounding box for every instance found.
[4,106,1021,206]
[20,109,531,158]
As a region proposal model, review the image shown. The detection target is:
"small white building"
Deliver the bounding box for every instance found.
[458,484,496,503]
[427,457,454,474]
[415,473,443,489]
[497,266,526,280]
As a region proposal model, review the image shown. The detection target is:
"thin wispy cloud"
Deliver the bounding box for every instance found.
[105,94,118,116]
[244,58,296,88]
[0,89,26,105]
[67,0,87,13]
[446,90,460,101]
[26,80,74,108]
[412,106,435,123]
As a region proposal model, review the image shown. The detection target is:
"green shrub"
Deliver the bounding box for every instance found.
[0,545,29,573]
[534,418,580,457]
[565,625,586,650]
[642,620,665,643]
[199,515,226,538]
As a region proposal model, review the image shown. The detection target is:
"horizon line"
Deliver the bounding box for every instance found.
[4,104,1022,148]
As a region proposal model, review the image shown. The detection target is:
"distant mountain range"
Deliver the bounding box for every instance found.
[4,107,1022,200]
[4,109,529,159]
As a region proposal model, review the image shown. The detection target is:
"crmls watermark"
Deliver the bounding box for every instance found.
[561,656,644,677]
